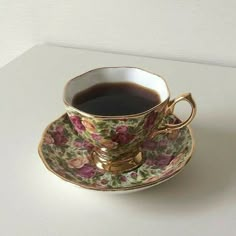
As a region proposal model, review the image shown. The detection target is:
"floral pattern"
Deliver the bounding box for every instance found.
[67,157,89,169]
[144,111,158,129]
[69,115,85,133]
[51,126,68,146]
[39,114,194,191]
[75,164,96,178]
[66,105,166,161]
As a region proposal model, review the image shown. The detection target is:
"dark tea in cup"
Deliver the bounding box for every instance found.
[72,82,161,116]
[64,67,196,173]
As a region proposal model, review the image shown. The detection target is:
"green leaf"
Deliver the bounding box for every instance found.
[139,170,147,178]
[75,137,84,142]
[116,177,121,185]
[97,122,107,129]
[66,152,73,158]
[128,126,136,134]
[107,184,112,189]
[110,130,116,136]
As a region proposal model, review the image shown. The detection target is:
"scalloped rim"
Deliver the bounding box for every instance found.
[38,113,195,192]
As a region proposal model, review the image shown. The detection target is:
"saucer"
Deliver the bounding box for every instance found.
[38,114,194,192]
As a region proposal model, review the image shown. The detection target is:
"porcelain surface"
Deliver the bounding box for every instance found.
[38,114,194,192]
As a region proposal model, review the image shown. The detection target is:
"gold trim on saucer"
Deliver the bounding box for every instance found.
[38,114,195,192]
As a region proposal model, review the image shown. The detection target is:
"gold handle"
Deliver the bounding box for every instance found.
[166,93,196,130]
[150,93,196,137]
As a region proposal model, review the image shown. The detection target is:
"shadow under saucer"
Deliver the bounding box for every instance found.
[108,125,236,214]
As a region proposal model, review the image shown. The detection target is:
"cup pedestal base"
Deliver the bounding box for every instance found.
[92,151,144,173]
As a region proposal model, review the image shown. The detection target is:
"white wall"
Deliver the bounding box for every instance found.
[1,0,236,68]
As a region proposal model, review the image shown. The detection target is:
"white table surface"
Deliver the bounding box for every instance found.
[0,44,235,236]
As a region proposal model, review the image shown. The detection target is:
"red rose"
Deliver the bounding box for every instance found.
[120,175,127,182]
[75,164,96,178]
[116,125,128,133]
[69,115,85,133]
[145,154,174,168]
[52,131,68,146]
[144,111,158,129]
[130,172,138,179]
[112,133,134,144]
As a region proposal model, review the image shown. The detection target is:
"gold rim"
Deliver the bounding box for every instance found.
[38,113,195,192]
[63,66,171,120]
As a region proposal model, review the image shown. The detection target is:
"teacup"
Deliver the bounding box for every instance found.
[64,67,196,173]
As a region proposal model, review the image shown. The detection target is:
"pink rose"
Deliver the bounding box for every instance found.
[74,141,83,148]
[74,141,94,150]
[91,133,102,141]
[116,125,128,133]
[75,164,96,178]
[67,157,89,169]
[69,116,85,133]
[55,126,64,133]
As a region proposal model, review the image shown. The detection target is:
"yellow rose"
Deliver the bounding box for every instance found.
[67,157,89,169]
[100,139,118,149]
[82,119,96,133]
[44,134,54,144]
